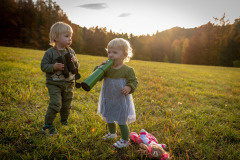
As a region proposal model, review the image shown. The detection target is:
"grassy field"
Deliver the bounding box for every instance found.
[0,46,239,160]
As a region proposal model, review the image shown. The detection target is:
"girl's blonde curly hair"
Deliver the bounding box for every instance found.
[106,38,133,62]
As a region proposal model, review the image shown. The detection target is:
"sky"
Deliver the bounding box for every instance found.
[45,0,240,36]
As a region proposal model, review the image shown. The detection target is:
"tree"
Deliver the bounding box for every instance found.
[220,18,240,66]
[171,39,182,63]
[1,1,239,67]
[0,0,20,45]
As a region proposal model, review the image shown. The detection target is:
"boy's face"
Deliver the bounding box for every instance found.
[55,32,72,48]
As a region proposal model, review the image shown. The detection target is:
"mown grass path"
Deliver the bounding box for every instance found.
[0,46,239,159]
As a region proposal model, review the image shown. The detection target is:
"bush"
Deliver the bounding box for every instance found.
[233,60,240,67]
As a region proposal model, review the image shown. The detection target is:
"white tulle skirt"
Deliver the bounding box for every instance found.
[97,78,136,125]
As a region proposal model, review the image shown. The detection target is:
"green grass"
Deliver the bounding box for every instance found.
[0,46,239,159]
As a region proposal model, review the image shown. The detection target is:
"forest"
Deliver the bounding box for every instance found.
[1,0,240,67]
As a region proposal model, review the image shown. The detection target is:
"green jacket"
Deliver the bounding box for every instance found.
[41,47,79,83]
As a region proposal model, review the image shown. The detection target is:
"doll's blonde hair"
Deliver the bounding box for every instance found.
[49,22,73,46]
[106,38,133,62]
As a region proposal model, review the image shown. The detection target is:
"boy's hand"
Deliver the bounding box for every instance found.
[121,86,131,95]
[71,55,76,62]
[54,63,64,71]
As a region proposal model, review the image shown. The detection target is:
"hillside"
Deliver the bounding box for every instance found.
[0,46,239,159]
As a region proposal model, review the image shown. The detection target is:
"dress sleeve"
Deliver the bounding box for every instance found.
[126,68,138,94]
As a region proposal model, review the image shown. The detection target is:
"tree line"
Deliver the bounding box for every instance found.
[1,0,240,67]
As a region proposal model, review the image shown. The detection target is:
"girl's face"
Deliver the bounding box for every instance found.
[55,32,72,49]
[107,47,126,67]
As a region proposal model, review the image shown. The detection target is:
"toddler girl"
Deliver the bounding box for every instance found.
[97,38,138,148]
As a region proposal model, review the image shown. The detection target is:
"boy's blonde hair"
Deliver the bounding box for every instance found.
[106,38,133,62]
[49,22,73,46]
